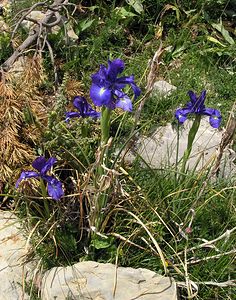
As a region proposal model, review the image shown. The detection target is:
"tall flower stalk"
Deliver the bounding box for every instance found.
[89,58,141,231]
[175,90,222,176]
[90,58,140,173]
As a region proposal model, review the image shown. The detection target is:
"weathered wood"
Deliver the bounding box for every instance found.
[1,0,65,72]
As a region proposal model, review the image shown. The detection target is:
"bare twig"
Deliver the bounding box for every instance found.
[45,39,59,86]
[176,227,236,256]
[197,280,236,287]
[195,102,236,199]
[120,43,165,161]
[178,280,236,288]
[175,249,236,266]
[134,42,164,126]
[211,103,236,177]
[1,0,66,72]
[11,1,47,38]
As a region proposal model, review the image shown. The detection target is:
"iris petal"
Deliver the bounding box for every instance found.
[15,171,39,188]
[44,175,64,200]
[32,156,47,172]
[188,91,198,105]
[107,59,125,81]
[116,95,132,112]
[116,75,141,99]
[16,156,64,201]
[66,96,100,120]
[73,96,88,114]
[88,110,101,118]
[175,90,221,128]
[196,90,206,111]
[175,108,191,124]
[202,107,218,116]
[90,84,112,107]
[65,112,81,122]
[91,65,108,85]
[90,59,141,111]
[202,108,222,128]
[209,114,222,128]
[41,157,57,175]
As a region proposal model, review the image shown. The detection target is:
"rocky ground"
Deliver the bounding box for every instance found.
[0,211,178,300]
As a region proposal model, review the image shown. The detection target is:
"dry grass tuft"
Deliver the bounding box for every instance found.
[64,78,83,99]
[0,55,47,184]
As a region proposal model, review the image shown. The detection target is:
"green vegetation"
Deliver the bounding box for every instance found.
[0,0,235,299]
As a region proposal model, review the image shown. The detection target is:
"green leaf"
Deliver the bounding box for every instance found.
[211,20,235,45]
[207,36,227,47]
[115,7,137,18]
[92,236,112,250]
[126,0,144,14]
[172,45,186,58]
[78,19,95,33]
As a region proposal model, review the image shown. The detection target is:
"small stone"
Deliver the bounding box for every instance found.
[152,80,177,97]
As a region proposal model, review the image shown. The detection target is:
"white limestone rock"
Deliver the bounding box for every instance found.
[126,118,235,177]
[152,80,177,97]
[0,211,35,300]
[41,261,177,300]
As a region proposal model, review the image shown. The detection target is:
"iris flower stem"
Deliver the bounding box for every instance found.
[174,122,180,187]
[101,106,111,147]
[98,106,111,176]
[40,178,50,218]
[81,123,88,138]
[93,106,111,233]
[180,114,201,177]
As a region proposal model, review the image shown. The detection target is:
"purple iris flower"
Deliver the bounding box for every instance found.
[175,90,222,128]
[65,96,100,122]
[90,58,141,112]
[15,156,64,201]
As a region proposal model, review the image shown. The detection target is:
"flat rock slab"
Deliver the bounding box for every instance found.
[41,261,177,300]
[0,211,32,300]
[127,118,235,177]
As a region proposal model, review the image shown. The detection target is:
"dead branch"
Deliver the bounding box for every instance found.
[11,1,47,39]
[134,42,165,125]
[178,280,236,288]
[211,103,236,176]
[197,280,236,287]
[1,0,66,73]
[176,226,236,256]
[45,39,58,85]
[174,249,236,266]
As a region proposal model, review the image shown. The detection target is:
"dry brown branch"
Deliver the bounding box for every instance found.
[45,39,58,85]
[134,42,164,125]
[211,104,236,176]
[1,0,66,72]
[11,1,47,39]
[120,43,165,161]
